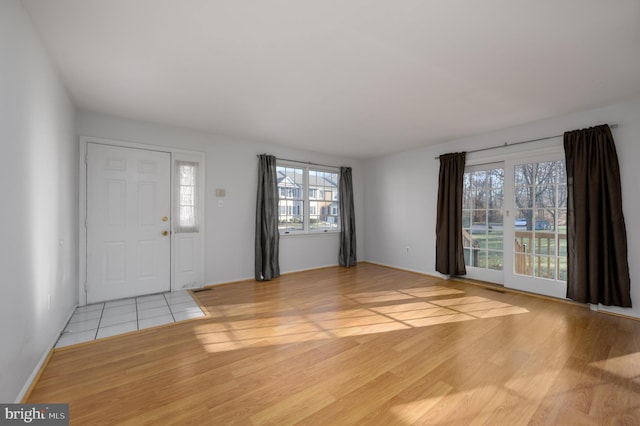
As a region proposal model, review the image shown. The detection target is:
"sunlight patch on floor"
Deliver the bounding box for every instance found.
[194,286,529,354]
[390,381,455,423]
[504,369,562,399]
[590,352,640,380]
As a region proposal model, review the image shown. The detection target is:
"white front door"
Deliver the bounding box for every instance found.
[86,143,171,303]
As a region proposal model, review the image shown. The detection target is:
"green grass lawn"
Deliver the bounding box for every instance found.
[467,228,567,280]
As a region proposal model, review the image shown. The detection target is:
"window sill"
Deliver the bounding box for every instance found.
[279,230,340,238]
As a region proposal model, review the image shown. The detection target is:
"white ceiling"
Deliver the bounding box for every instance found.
[23,0,640,159]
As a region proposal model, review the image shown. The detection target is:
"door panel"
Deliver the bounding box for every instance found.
[87,143,171,303]
[504,155,568,298]
[462,163,505,284]
[463,154,568,299]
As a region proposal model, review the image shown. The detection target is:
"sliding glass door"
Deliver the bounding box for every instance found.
[503,154,568,298]
[462,163,505,284]
[463,151,568,299]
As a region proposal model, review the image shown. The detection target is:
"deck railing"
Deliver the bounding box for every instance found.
[514,231,566,278]
[462,229,480,266]
[462,229,564,278]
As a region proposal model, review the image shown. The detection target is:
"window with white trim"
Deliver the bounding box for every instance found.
[276,163,340,234]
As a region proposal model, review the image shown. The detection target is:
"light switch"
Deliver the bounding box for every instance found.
[218,200,224,207]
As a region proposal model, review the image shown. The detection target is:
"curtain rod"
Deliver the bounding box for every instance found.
[257,155,340,169]
[433,123,618,160]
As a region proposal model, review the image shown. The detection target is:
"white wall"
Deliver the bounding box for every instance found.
[363,99,640,318]
[0,0,77,402]
[77,111,364,285]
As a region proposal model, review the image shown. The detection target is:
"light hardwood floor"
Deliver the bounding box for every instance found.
[28,263,640,425]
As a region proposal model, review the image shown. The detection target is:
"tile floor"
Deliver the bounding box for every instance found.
[56,291,205,348]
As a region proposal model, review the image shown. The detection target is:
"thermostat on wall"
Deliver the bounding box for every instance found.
[215,188,226,197]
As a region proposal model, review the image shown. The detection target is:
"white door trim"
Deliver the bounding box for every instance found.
[79,136,206,306]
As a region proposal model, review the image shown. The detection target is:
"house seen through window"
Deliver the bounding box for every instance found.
[276,163,340,233]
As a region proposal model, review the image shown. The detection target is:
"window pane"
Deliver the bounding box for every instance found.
[471,210,486,227]
[557,257,567,281]
[488,168,504,208]
[515,164,533,186]
[558,234,568,257]
[278,200,304,232]
[515,210,531,230]
[535,162,556,185]
[515,232,533,254]
[557,209,567,234]
[277,165,305,232]
[534,256,555,279]
[488,250,503,271]
[515,187,533,209]
[476,250,488,268]
[489,188,503,209]
[463,174,472,209]
[488,230,503,251]
[176,161,199,233]
[475,232,488,249]
[533,209,554,232]
[488,209,503,226]
[463,247,474,267]
[556,160,567,184]
[309,169,339,231]
[535,186,556,208]
[308,173,317,187]
[472,171,487,209]
[309,201,320,229]
[557,184,568,209]
[462,210,471,228]
[514,252,532,276]
[534,232,556,256]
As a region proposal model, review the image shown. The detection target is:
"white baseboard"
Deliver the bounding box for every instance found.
[15,304,77,402]
[280,263,339,276]
[361,260,443,278]
[203,263,342,287]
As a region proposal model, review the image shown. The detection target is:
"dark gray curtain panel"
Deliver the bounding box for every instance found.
[339,166,357,267]
[564,125,631,307]
[435,152,467,276]
[255,154,280,281]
